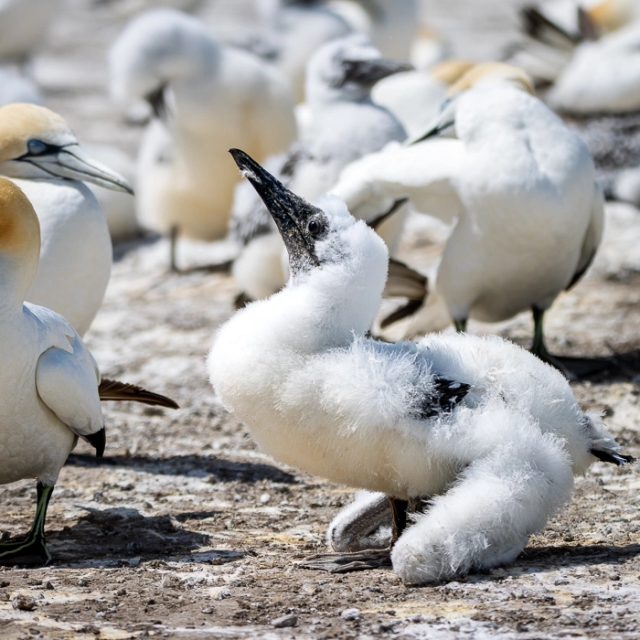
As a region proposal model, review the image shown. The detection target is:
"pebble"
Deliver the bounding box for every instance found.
[77,578,89,587]
[201,607,215,614]
[260,493,271,504]
[271,614,298,628]
[341,608,362,621]
[12,594,37,611]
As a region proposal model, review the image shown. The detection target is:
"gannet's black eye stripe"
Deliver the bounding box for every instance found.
[27,139,59,156]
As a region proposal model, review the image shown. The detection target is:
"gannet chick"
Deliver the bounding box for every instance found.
[0,103,133,337]
[231,35,409,301]
[332,63,604,376]
[210,150,634,584]
[0,178,106,565]
[110,8,297,268]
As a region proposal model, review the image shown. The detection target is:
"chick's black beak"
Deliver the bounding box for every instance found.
[341,58,414,87]
[229,149,324,275]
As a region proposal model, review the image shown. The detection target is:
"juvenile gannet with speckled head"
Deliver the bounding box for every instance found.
[0,178,106,565]
[110,8,297,268]
[0,103,133,337]
[209,150,633,584]
[231,35,410,301]
[332,63,604,376]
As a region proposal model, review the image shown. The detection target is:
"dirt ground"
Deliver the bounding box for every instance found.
[1,1,640,638]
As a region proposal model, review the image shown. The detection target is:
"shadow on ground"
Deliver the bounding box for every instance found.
[66,454,298,484]
[47,506,243,567]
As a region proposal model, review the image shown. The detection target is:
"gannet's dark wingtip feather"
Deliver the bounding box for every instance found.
[84,427,106,458]
[590,448,636,466]
[414,378,470,420]
[98,379,179,409]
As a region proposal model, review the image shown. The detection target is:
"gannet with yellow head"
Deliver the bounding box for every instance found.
[0,178,106,565]
[332,63,604,377]
[0,103,133,337]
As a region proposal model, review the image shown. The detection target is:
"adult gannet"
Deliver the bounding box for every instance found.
[0,178,105,565]
[231,35,410,302]
[511,0,640,85]
[110,8,297,269]
[0,103,133,337]
[547,19,640,113]
[332,63,604,376]
[209,150,634,584]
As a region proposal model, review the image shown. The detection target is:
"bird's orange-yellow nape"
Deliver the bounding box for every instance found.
[0,103,73,162]
[0,177,40,258]
[430,60,475,85]
[587,0,636,33]
[446,62,535,98]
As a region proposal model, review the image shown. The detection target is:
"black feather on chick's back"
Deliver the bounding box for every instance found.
[413,378,470,420]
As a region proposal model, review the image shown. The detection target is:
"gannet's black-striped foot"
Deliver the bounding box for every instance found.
[303,495,417,574]
[327,491,391,553]
[300,548,392,573]
[0,483,53,566]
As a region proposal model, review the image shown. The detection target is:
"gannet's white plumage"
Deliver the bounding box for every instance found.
[332,64,603,350]
[210,150,632,583]
[0,178,105,564]
[0,104,133,336]
[231,35,408,300]
[110,8,297,243]
[548,20,640,113]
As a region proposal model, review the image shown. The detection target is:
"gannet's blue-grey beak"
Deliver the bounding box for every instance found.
[340,58,413,88]
[18,142,134,194]
[229,148,327,275]
[409,95,457,145]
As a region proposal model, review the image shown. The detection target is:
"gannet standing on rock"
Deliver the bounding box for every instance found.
[231,35,410,302]
[332,63,605,377]
[0,179,103,564]
[209,150,634,584]
[0,104,133,337]
[110,9,297,270]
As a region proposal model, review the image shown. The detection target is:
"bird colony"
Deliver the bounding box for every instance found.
[0,0,639,627]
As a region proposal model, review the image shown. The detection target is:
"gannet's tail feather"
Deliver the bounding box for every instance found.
[590,448,636,466]
[521,6,579,47]
[98,379,179,409]
[584,414,636,466]
[380,258,428,328]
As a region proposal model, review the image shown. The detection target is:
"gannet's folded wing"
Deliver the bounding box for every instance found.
[36,331,103,438]
[567,183,604,290]
[331,139,464,224]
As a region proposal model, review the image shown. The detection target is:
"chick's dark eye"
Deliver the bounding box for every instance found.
[307,219,323,236]
[27,140,49,156]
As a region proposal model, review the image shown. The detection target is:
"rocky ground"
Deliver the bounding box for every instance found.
[1,1,640,639]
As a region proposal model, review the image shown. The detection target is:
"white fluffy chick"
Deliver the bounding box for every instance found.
[231,35,409,301]
[209,150,634,584]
